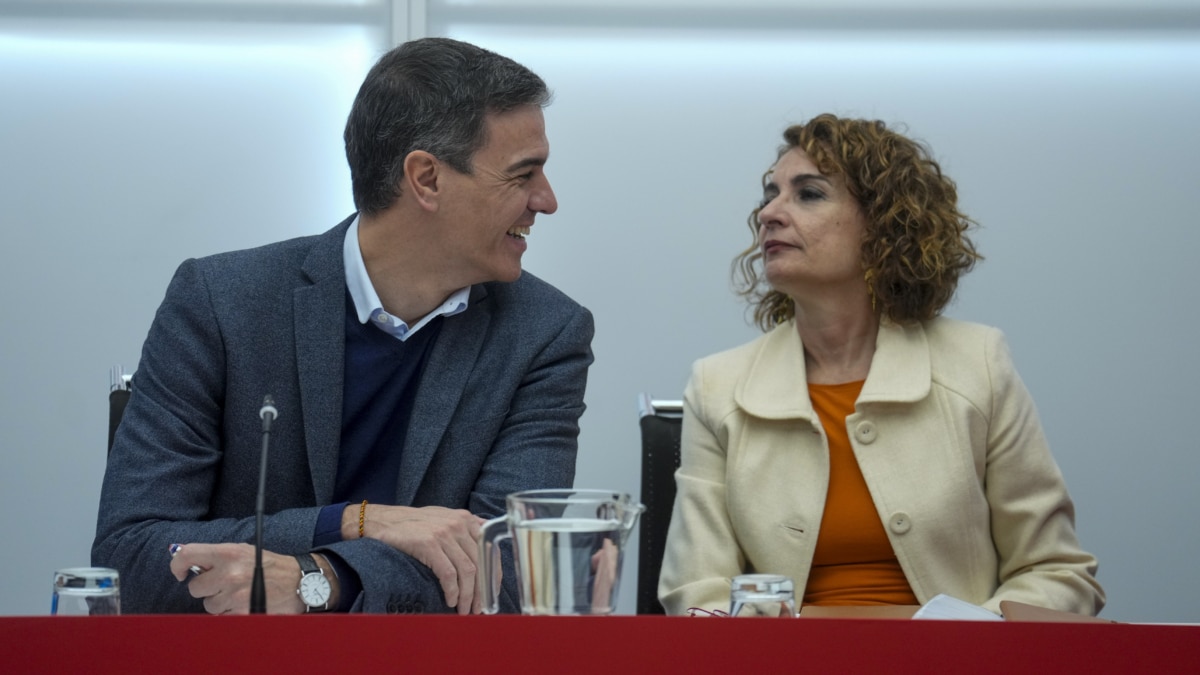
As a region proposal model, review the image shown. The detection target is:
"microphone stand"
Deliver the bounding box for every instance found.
[251,395,277,614]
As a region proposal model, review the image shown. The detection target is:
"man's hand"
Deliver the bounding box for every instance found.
[590,538,619,613]
[168,543,328,615]
[348,504,486,614]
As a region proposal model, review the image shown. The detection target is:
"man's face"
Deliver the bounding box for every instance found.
[438,105,557,285]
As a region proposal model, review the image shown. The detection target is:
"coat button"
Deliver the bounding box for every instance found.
[888,512,911,534]
[855,421,877,444]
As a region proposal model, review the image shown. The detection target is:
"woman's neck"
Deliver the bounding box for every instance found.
[793,296,878,385]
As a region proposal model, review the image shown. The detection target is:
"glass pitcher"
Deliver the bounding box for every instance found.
[479,489,645,615]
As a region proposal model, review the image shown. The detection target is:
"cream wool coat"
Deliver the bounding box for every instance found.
[658,316,1104,616]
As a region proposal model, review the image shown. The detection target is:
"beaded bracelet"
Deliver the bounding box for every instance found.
[358,499,368,539]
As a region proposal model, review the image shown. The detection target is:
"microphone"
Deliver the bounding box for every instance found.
[250,395,277,614]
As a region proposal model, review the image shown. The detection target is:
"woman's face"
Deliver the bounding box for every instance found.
[757,147,868,298]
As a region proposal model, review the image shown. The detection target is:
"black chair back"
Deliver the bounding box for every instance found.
[637,394,683,615]
[109,366,132,454]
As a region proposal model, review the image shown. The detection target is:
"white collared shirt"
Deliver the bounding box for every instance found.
[343,216,469,342]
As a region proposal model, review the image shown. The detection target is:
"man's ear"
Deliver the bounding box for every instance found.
[403,150,441,212]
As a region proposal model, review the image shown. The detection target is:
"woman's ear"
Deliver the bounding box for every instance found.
[403,150,441,212]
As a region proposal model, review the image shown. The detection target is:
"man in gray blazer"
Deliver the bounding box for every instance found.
[92,38,594,615]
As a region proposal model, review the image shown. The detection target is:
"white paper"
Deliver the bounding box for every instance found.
[912,593,1003,621]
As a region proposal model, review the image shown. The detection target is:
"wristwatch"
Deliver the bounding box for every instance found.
[295,553,332,612]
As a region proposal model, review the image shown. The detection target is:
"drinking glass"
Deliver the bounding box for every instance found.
[729,573,796,618]
[52,567,120,616]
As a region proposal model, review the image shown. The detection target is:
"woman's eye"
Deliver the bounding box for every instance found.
[758,190,779,210]
[799,187,825,201]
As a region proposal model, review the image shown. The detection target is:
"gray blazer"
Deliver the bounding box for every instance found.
[93,216,595,613]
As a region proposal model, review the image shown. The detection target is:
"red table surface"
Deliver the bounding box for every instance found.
[4,613,1197,674]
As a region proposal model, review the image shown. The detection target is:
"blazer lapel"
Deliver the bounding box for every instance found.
[395,283,492,505]
[294,219,352,504]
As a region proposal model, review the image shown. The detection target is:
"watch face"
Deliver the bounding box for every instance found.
[299,573,331,607]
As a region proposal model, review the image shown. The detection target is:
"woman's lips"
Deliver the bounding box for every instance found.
[762,239,791,255]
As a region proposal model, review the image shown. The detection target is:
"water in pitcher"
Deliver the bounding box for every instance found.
[512,517,624,615]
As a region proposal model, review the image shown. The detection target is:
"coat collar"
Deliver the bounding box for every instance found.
[735,318,932,420]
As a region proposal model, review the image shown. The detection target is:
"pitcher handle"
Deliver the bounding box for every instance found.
[478,515,510,614]
[618,502,647,547]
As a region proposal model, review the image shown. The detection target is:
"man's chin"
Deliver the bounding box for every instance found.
[497,267,524,283]
[480,262,523,284]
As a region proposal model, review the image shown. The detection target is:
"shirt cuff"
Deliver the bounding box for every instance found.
[321,550,363,613]
[314,502,349,547]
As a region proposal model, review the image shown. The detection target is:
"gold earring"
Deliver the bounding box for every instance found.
[864,270,877,312]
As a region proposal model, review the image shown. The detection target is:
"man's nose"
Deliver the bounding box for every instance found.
[532,176,558,215]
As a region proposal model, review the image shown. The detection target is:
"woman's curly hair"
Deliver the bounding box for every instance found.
[734,114,982,330]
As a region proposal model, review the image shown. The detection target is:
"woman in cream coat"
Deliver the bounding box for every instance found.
[658,114,1104,617]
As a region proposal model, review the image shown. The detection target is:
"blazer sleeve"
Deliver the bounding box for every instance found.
[468,303,594,517]
[471,302,594,613]
[91,258,327,614]
[657,359,744,615]
[979,331,1105,615]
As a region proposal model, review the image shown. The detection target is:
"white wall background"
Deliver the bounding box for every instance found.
[1,0,1197,622]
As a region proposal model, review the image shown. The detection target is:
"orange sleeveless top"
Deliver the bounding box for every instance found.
[803,380,919,606]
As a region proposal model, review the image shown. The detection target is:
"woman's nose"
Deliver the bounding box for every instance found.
[758,198,782,231]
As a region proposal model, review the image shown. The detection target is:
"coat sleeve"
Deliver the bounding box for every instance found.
[657,360,744,615]
[467,304,594,519]
[979,331,1105,615]
[91,258,328,613]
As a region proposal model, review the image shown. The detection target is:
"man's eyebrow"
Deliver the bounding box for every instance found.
[505,156,547,173]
